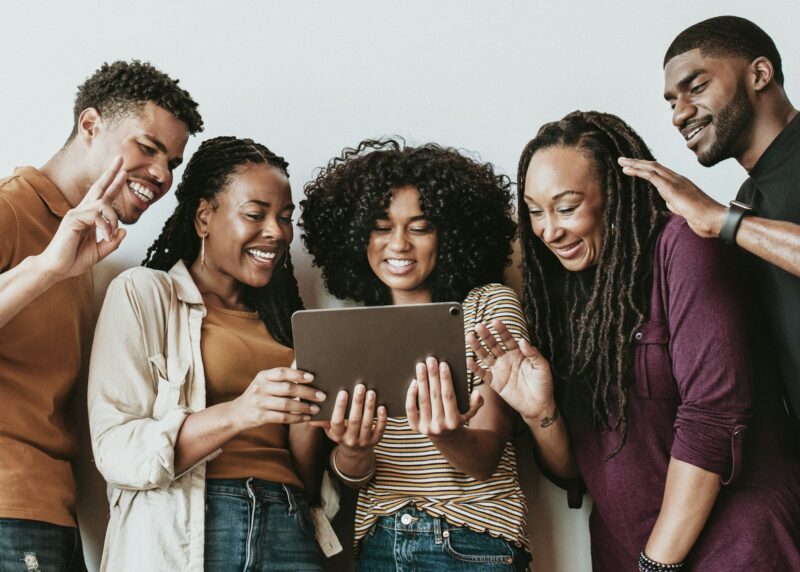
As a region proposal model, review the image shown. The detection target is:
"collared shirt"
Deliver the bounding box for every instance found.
[571,216,800,570]
[0,167,92,528]
[88,261,219,571]
[736,112,800,418]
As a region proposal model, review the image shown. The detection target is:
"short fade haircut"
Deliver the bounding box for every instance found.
[69,60,204,139]
[664,16,784,86]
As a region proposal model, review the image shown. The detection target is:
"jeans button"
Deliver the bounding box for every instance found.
[442,530,449,538]
[400,514,413,525]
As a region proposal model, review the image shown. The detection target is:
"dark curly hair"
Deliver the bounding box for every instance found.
[517,111,667,455]
[142,136,303,347]
[300,138,515,305]
[664,16,784,86]
[68,60,203,140]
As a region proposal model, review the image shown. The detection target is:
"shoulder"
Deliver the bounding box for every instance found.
[656,214,727,270]
[462,283,527,334]
[107,266,176,303]
[463,283,522,309]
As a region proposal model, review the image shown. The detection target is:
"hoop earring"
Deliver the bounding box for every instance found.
[200,233,207,270]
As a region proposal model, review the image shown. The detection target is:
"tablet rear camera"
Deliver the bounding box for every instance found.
[449,307,460,316]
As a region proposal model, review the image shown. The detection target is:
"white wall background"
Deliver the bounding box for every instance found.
[1,1,797,570]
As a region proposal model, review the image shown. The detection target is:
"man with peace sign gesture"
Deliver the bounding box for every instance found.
[0,60,202,570]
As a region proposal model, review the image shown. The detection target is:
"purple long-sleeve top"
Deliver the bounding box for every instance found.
[569,216,800,571]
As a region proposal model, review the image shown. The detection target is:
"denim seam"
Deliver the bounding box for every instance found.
[442,535,512,564]
[244,478,257,571]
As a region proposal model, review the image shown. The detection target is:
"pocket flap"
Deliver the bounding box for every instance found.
[633,320,669,344]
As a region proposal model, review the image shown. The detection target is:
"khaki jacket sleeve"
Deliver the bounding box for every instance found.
[88,274,192,490]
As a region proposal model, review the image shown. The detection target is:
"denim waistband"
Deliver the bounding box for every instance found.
[374,507,459,535]
[206,478,304,508]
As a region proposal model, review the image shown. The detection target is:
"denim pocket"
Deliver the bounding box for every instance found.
[442,528,515,566]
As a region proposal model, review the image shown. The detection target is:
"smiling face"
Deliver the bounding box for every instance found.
[86,101,190,223]
[366,186,438,305]
[524,146,606,272]
[197,163,294,293]
[664,49,755,166]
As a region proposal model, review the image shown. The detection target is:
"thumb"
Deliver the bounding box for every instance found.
[462,389,484,423]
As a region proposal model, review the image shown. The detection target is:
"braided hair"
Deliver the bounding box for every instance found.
[517,111,667,454]
[142,136,303,347]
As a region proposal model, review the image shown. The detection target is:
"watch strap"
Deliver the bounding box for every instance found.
[719,201,753,245]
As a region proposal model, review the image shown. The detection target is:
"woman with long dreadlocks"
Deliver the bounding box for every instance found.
[300,139,531,571]
[87,137,324,571]
[470,111,800,571]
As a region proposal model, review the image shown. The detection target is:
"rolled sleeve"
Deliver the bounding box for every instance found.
[662,220,752,481]
[88,274,191,490]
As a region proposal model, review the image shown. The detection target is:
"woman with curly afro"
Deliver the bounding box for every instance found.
[300,138,531,570]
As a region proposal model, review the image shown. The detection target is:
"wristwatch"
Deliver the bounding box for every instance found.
[719,200,754,246]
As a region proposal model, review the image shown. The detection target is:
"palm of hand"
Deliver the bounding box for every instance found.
[490,350,553,421]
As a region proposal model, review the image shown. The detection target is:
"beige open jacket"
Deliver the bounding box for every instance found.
[88,261,220,571]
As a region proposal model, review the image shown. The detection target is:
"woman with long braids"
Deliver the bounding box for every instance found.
[88,137,324,571]
[300,139,531,571]
[469,111,800,571]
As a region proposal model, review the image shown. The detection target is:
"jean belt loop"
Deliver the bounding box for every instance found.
[433,516,443,545]
[282,483,298,514]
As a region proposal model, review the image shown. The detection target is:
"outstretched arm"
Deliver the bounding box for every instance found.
[618,157,800,277]
[0,157,127,328]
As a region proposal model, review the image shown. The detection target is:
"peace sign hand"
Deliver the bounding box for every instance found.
[467,320,556,423]
[38,156,128,280]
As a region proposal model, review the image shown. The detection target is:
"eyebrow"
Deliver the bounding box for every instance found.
[242,200,296,210]
[376,214,427,221]
[142,134,183,169]
[664,70,702,100]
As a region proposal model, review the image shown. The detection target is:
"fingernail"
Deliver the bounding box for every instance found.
[302,415,310,421]
[316,391,326,400]
[367,390,375,400]
[356,384,365,394]
[338,390,347,400]
[378,406,386,414]
[304,373,314,381]
[310,405,320,413]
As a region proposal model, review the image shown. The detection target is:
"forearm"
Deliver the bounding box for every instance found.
[736,216,800,277]
[645,457,721,564]
[524,408,578,479]
[174,401,242,474]
[0,255,60,328]
[430,426,505,481]
[289,423,324,500]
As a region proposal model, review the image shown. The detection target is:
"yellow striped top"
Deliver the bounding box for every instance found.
[354,283,530,551]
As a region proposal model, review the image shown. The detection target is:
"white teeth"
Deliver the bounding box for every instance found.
[686,124,706,141]
[247,248,276,261]
[386,258,414,267]
[129,181,154,202]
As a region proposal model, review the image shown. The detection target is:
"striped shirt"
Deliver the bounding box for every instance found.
[354,283,530,551]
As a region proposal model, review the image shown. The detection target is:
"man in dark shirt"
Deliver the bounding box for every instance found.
[618,16,800,423]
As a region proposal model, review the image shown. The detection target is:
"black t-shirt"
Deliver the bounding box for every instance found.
[736,112,800,418]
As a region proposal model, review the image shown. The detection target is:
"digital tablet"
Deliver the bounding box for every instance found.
[292,302,468,419]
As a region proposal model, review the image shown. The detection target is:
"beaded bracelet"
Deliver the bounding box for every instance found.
[638,551,685,571]
[329,446,376,486]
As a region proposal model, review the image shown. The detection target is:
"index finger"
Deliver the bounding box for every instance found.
[260,367,315,383]
[82,156,123,204]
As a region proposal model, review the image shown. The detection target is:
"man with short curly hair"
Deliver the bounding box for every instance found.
[0,60,202,570]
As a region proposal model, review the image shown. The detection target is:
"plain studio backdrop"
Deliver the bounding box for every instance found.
[1,2,797,570]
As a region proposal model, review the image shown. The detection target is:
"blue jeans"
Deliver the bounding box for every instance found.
[204,478,321,572]
[0,518,85,572]
[357,507,530,571]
